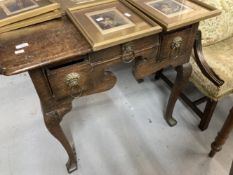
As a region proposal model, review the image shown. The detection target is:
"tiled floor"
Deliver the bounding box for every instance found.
[0,64,232,175]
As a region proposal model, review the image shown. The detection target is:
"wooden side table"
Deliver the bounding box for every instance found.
[0,17,198,173]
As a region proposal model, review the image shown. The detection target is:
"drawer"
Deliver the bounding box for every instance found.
[46,58,117,100]
[89,34,160,65]
[157,26,195,62]
[133,24,198,80]
[46,60,94,100]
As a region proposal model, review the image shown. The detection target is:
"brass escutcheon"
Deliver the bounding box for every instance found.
[171,36,183,50]
[122,42,135,63]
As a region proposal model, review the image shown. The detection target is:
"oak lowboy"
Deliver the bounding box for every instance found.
[0,17,198,173]
[0,0,220,173]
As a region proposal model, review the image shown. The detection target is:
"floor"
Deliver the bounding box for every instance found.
[0,64,232,175]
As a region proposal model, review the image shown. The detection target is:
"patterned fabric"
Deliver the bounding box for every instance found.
[190,37,233,100]
[199,0,233,46]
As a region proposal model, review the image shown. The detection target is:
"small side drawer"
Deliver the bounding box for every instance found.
[158,26,195,62]
[46,60,94,100]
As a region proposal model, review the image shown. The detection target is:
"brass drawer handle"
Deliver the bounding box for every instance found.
[64,72,83,98]
[122,42,135,63]
[171,36,183,50]
[65,72,80,88]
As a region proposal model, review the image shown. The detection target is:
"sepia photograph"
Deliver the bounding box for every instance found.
[146,0,192,17]
[1,0,39,16]
[85,7,135,34]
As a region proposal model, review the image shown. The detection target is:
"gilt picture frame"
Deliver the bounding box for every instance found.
[57,0,105,11]
[1,0,39,16]
[146,0,192,17]
[0,0,60,27]
[85,7,135,35]
[0,9,61,34]
[125,0,221,31]
[67,0,162,51]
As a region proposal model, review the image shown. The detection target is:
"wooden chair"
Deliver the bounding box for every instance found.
[158,32,233,131]
[159,0,233,131]
[188,0,233,131]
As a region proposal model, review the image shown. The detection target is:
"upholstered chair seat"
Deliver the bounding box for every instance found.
[190,36,233,100]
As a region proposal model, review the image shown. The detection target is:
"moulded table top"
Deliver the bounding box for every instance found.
[0,17,91,76]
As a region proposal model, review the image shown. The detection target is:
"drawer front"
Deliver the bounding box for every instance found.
[133,24,198,80]
[157,26,195,62]
[46,61,94,100]
[89,34,160,65]
[46,60,117,100]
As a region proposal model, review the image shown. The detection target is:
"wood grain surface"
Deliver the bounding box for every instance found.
[0,17,91,76]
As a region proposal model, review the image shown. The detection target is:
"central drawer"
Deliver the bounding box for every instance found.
[89,35,160,64]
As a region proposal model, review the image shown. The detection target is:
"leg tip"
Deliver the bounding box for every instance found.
[209,150,216,158]
[66,159,78,174]
[154,75,161,81]
[137,79,144,83]
[166,117,177,127]
[199,123,208,131]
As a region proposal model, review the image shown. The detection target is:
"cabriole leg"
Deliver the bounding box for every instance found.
[29,69,78,173]
[43,105,77,173]
[165,63,192,126]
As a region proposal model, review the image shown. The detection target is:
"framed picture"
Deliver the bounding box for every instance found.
[85,7,135,34]
[146,0,192,17]
[125,0,221,31]
[0,0,60,27]
[1,0,39,16]
[0,10,61,33]
[67,0,162,51]
[57,0,107,10]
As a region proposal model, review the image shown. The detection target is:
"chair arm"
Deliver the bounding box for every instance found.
[193,30,224,87]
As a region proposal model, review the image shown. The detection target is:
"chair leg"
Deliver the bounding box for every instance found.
[230,161,233,175]
[154,69,163,81]
[199,99,218,131]
[209,107,233,157]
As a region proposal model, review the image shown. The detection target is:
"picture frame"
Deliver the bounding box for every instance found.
[146,0,193,18]
[85,7,135,35]
[125,0,221,31]
[57,0,106,11]
[0,0,60,27]
[0,10,61,34]
[67,0,162,51]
